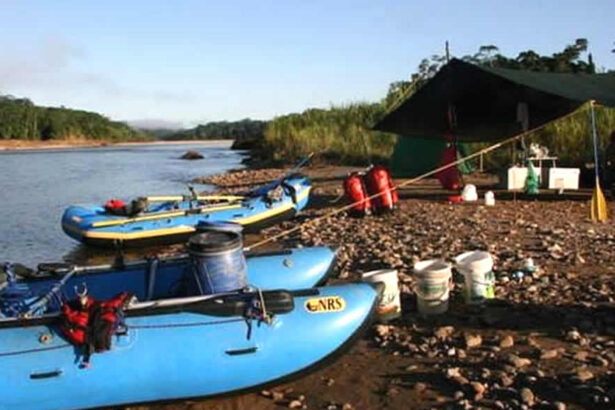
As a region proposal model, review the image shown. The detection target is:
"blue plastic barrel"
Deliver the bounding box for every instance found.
[196,221,244,234]
[187,232,247,294]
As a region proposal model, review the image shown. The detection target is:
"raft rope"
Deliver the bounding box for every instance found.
[0,343,72,358]
[244,107,585,252]
[257,287,273,325]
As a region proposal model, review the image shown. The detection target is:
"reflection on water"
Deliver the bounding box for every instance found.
[0,142,244,267]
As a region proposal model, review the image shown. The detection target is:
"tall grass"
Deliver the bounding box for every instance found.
[475,104,615,170]
[260,103,397,165]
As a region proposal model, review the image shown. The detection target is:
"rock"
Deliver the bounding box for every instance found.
[260,390,272,398]
[506,354,532,368]
[454,391,465,400]
[342,404,353,410]
[470,381,486,400]
[540,349,559,360]
[592,355,610,367]
[499,335,515,349]
[566,330,582,342]
[499,373,514,387]
[494,400,506,409]
[553,402,566,410]
[288,399,302,408]
[446,367,469,385]
[452,375,470,386]
[520,387,535,406]
[272,391,285,401]
[375,325,390,338]
[434,326,455,340]
[446,367,462,379]
[465,333,483,349]
[180,150,204,160]
[573,368,594,383]
[414,382,428,393]
[573,351,589,362]
[386,387,399,397]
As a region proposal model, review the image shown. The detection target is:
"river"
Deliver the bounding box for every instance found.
[0,141,244,267]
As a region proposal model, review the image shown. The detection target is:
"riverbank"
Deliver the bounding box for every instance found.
[147,165,615,410]
[0,139,231,151]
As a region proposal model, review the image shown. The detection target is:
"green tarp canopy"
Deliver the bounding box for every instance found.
[374,58,615,142]
[390,137,474,177]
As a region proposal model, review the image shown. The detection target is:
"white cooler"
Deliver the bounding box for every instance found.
[505,166,542,190]
[548,168,580,190]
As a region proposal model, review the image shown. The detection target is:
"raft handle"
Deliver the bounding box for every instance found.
[225,347,257,356]
[30,369,63,379]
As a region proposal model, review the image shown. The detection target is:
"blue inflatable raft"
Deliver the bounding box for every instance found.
[61,175,311,247]
[0,246,337,299]
[0,269,380,409]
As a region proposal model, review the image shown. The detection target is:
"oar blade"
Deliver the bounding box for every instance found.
[591,180,609,222]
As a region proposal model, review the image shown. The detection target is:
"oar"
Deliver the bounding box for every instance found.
[146,195,245,202]
[590,101,608,222]
[26,266,78,315]
[274,152,314,185]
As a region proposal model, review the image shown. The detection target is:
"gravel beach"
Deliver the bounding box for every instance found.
[138,165,615,410]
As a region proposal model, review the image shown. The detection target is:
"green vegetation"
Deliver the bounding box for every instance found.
[164,119,266,142]
[257,38,615,168]
[0,95,146,142]
[475,103,615,169]
[261,104,396,165]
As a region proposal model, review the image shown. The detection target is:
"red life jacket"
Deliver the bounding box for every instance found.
[60,292,131,349]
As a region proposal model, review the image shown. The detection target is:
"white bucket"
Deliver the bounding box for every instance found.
[413,259,452,316]
[455,251,495,304]
[461,184,478,202]
[362,269,401,322]
[484,191,495,206]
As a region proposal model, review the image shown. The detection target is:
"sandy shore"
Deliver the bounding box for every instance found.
[0,139,231,151]
[129,165,615,410]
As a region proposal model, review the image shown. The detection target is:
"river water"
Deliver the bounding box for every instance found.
[0,141,244,267]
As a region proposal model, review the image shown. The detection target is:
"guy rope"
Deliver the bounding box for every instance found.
[244,106,589,251]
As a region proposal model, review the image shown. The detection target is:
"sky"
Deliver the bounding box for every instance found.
[0,0,613,128]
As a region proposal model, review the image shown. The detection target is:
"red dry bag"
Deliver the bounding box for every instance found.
[104,199,126,212]
[343,172,371,216]
[435,146,461,190]
[365,166,397,213]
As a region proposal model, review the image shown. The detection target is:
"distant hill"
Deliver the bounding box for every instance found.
[163,119,267,145]
[0,94,147,142]
[138,128,179,139]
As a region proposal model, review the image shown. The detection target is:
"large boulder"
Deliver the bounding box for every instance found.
[180,150,204,160]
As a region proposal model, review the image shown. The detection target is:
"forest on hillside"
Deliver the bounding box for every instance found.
[0,95,146,142]
[164,119,266,142]
[259,38,615,167]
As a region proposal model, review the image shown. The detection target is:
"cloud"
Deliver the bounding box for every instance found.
[0,35,119,95]
[126,119,185,130]
[0,35,196,106]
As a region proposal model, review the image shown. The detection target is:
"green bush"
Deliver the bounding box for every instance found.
[261,103,397,165]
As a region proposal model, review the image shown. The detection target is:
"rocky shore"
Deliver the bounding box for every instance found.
[148,166,615,410]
